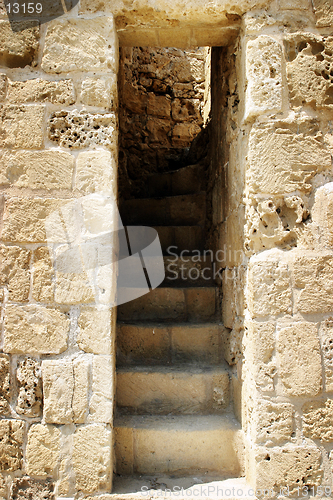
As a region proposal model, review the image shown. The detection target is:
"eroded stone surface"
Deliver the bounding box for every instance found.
[0,354,10,416]
[0,75,7,102]
[76,150,116,195]
[253,400,294,445]
[303,399,333,442]
[11,477,54,500]
[245,321,276,392]
[0,245,31,301]
[0,21,39,68]
[0,420,24,472]
[8,79,75,104]
[77,308,112,355]
[32,247,55,303]
[4,305,69,354]
[26,424,60,477]
[313,0,333,27]
[0,105,45,149]
[80,76,117,109]
[0,474,6,500]
[16,358,42,417]
[89,356,113,423]
[319,318,333,392]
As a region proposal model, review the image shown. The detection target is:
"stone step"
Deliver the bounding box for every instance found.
[147,164,205,198]
[120,192,206,226]
[162,255,214,286]
[117,287,218,322]
[117,323,225,366]
[116,365,230,415]
[114,414,243,476]
[153,225,205,254]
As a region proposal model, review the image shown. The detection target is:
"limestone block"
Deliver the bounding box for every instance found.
[247,120,332,195]
[48,110,117,149]
[248,254,292,317]
[77,308,112,355]
[0,474,6,500]
[80,76,117,109]
[313,0,333,27]
[8,79,75,105]
[42,361,74,425]
[172,122,201,147]
[293,254,333,314]
[277,322,322,397]
[148,94,171,119]
[171,98,202,123]
[285,34,333,108]
[1,198,64,243]
[245,321,276,392]
[253,400,294,445]
[26,424,61,477]
[212,373,230,410]
[42,18,117,74]
[73,359,89,424]
[55,271,95,305]
[89,356,113,424]
[252,446,323,495]
[32,247,54,303]
[0,75,7,101]
[0,150,74,190]
[0,104,44,149]
[147,118,171,145]
[73,424,112,494]
[11,477,54,500]
[279,0,310,9]
[303,399,333,442]
[312,183,333,248]
[245,36,283,121]
[4,304,69,354]
[319,318,333,392]
[0,420,24,471]
[16,358,42,417]
[0,21,39,68]
[76,150,116,195]
[0,354,10,416]
[0,245,31,301]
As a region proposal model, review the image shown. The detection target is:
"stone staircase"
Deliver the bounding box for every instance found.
[115,162,243,484]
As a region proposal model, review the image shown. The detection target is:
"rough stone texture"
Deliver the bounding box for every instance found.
[0,354,10,415]
[303,399,333,442]
[0,21,39,68]
[55,271,95,305]
[26,424,60,477]
[0,245,31,301]
[80,76,117,109]
[78,308,112,355]
[11,477,54,500]
[319,318,333,392]
[0,105,45,149]
[246,120,332,195]
[32,247,55,303]
[0,420,24,472]
[76,150,116,195]
[73,359,89,424]
[253,401,294,445]
[277,322,322,397]
[16,358,42,417]
[8,79,75,105]
[286,34,333,109]
[245,321,276,392]
[313,0,333,28]
[0,474,6,500]
[4,305,69,354]
[293,254,333,314]
[311,183,333,248]
[42,18,117,74]
[48,110,117,149]
[248,253,292,318]
[73,424,112,494]
[89,356,113,423]
[245,36,282,120]
[0,150,75,190]
[0,74,7,101]
[252,446,323,495]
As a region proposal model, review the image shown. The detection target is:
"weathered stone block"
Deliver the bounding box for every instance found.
[0,245,31,301]
[303,399,333,442]
[0,354,10,416]
[293,254,333,314]
[42,18,117,73]
[0,104,44,149]
[55,271,95,305]
[248,253,292,318]
[0,21,39,68]
[73,359,89,424]
[0,420,24,471]
[247,120,332,195]
[48,110,117,149]
[89,356,113,424]
[78,308,112,355]
[0,75,7,102]
[0,474,6,500]
[26,424,60,477]
[32,247,54,303]
[313,0,333,27]
[172,122,201,147]
[16,358,42,417]
[0,150,75,190]
[11,477,54,500]
[245,321,276,392]
[148,94,171,119]
[319,318,333,392]
[80,76,117,109]
[285,34,333,108]
[4,305,68,354]
[73,424,112,494]
[277,322,322,397]
[279,0,310,9]
[172,98,202,123]
[253,400,294,445]
[75,150,116,195]
[8,78,75,104]
[245,36,283,121]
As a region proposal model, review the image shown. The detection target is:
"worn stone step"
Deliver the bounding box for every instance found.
[163,255,215,286]
[153,226,205,254]
[120,192,206,226]
[117,287,218,322]
[117,323,225,366]
[147,164,205,198]
[116,365,230,415]
[114,414,243,476]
